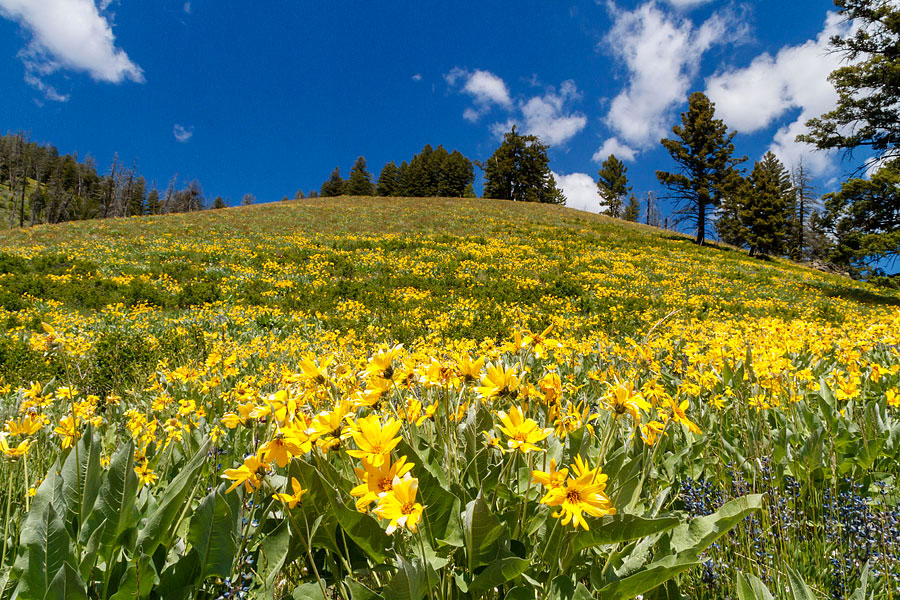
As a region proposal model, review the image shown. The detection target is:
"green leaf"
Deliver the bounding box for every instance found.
[78,518,107,581]
[546,576,592,600]
[43,561,87,600]
[187,487,237,581]
[108,554,159,600]
[156,551,199,599]
[135,439,209,556]
[60,428,101,536]
[666,494,763,558]
[736,572,775,600]
[504,586,536,600]
[293,582,328,600]
[327,495,391,562]
[596,554,700,600]
[258,518,290,591]
[644,580,684,600]
[570,514,680,555]
[468,557,529,597]
[384,556,434,600]
[463,492,505,570]
[785,565,818,600]
[79,441,139,559]
[346,578,384,600]
[14,502,73,600]
[848,562,870,600]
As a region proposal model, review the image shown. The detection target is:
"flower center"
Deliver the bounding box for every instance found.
[379,478,393,492]
[566,489,581,504]
[401,502,415,515]
[513,432,527,442]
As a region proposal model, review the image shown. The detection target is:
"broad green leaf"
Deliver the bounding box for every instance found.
[187,487,236,580]
[384,556,435,600]
[60,428,101,536]
[258,519,290,591]
[79,441,139,559]
[293,582,328,599]
[463,492,505,570]
[108,553,159,600]
[43,561,87,600]
[14,502,73,600]
[570,514,680,555]
[78,518,107,582]
[666,494,763,558]
[546,576,592,600]
[468,557,529,597]
[327,494,391,562]
[346,578,384,600]
[785,565,818,600]
[736,572,775,600]
[644,580,684,600]
[135,439,210,555]
[504,586,536,600]
[596,554,700,600]
[156,551,200,599]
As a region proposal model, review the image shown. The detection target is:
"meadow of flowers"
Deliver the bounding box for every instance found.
[0,197,898,600]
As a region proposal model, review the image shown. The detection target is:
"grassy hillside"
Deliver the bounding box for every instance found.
[0,197,898,599]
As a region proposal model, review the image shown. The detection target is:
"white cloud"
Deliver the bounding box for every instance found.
[593,137,637,163]
[553,171,601,213]
[665,0,714,8]
[446,67,512,121]
[173,124,194,143]
[705,12,850,175]
[183,1,191,14]
[0,0,143,99]
[518,80,587,146]
[411,73,422,82]
[603,2,741,151]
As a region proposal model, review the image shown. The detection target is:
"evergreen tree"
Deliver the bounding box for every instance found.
[739,152,793,256]
[597,155,631,217]
[308,189,319,199]
[127,176,146,217]
[799,0,900,161]
[294,189,305,200]
[715,175,749,247]
[437,149,475,197]
[213,196,226,209]
[821,158,900,276]
[347,156,375,196]
[320,167,346,197]
[319,167,346,198]
[656,92,745,245]
[146,188,161,215]
[623,194,641,222]
[483,126,565,204]
[241,193,255,206]
[376,161,401,196]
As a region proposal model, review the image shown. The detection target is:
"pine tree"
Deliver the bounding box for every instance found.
[483,126,565,204]
[376,161,401,196]
[294,189,306,200]
[320,167,346,197]
[657,92,745,244]
[799,0,900,161]
[597,155,631,218]
[739,152,793,256]
[241,193,255,206]
[790,160,816,261]
[347,156,375,196]
[213,196,226,209]
[623,194,641,222]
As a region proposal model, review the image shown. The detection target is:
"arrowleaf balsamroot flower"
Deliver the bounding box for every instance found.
[274,477,308,509]
[603,381,651,422]
[5,415,43,436]
[539,455,615,530]
[496,406,552,453]
[477,364,519,400]
[346,414,402,467]
[374,475,423,534]
[351,455,414,511]
[531,459,568,490]
[0,433,30,458]
[222,451,271,493]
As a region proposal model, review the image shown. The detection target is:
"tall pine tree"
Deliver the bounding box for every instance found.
[320,167,346,197]
[483,126,565,204]
[346,156,375,196]
[657,92,744,245]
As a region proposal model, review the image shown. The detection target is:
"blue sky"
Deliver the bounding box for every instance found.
[0,0,863,219]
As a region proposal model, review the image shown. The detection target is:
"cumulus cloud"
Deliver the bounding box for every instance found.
[449,69,586,146]
[602,2,742,153]
[665,0,714,8]
[593,137,637,163]
[0,0,143,99]
[553,171,601,213]
[705,12,850,175]
[173,124,194,143]
[518,80,587,146]
[411,73,422,82]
